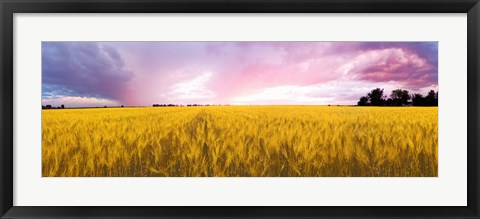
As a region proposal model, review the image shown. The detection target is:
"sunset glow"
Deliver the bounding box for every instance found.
[42,42,438,107]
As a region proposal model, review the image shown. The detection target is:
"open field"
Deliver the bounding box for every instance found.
[42,106,438,177]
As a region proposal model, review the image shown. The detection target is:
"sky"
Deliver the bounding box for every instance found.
[42,42,438,107]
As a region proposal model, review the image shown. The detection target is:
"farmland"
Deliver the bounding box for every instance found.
[42,106,438,177]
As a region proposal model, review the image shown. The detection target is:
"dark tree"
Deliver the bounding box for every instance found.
[121,105,124,108]
[357,96,369,106]
[390,89,410,106]
[425,90,437,106]
[367,88,385,106]
[61,104,65,109]
[385,98,395,106]
[358,88,437,107]
[411,93,426,106]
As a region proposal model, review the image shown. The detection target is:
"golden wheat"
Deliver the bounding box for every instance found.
[42,106,438,177]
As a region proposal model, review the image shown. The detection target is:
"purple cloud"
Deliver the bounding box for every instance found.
[42,42,134,102]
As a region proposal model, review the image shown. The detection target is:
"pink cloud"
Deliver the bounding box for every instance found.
[347,48,434,88]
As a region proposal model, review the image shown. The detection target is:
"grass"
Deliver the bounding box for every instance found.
[42,106,438,177]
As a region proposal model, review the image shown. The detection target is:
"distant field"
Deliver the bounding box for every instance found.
[42,106,438,177]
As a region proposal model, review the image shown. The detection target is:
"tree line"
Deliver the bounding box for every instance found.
[42,104,65,109]
[357,88,438,106]
[42,104,126,109]
[153,104,228,107]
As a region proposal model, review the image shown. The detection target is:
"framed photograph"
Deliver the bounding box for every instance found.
[1,0,479,218]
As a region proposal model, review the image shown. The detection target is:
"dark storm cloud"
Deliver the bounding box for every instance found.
[42,42,134,101]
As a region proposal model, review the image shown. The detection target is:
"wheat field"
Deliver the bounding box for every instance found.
[42,106,438,177]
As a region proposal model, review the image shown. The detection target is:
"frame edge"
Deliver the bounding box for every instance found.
[1,0,480,218]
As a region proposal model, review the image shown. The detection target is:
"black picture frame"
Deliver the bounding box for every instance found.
[1,0,479,218]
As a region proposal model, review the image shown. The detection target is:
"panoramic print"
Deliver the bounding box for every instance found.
[42,42,438,177]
